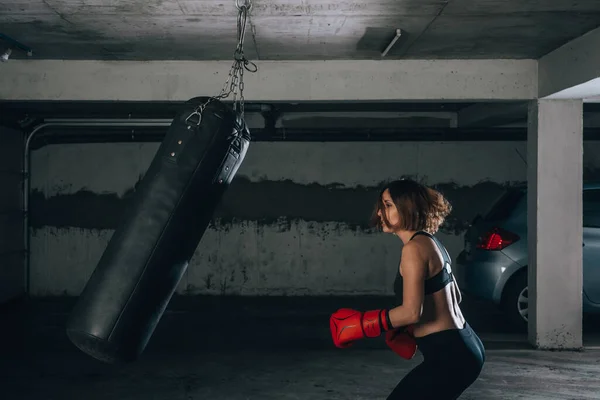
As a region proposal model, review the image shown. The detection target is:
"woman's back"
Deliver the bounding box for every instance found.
[403,233,466,338]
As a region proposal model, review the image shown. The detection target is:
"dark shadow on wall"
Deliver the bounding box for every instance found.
[28,176,521,236]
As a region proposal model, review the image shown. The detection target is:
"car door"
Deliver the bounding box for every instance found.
[582,189,600,304]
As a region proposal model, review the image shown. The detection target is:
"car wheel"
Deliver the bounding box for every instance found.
[501,270,528,331]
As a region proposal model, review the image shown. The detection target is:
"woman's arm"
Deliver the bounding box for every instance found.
[388,242,428,328]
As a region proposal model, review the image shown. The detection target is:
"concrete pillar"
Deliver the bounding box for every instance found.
[0,126,25,303]
[527,99,583,350]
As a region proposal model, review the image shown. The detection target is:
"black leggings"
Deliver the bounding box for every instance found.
[387,322,485,400]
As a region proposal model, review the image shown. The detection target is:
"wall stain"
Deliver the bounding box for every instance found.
[219,278,228,295]
[29,177,524,235]
[242,265,249,283]
[204,274,214,290]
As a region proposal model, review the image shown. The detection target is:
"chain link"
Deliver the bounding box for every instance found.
[191,0,257,124]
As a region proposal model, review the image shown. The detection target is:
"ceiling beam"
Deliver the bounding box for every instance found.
[539,26,600,99]
[0,59,537,102]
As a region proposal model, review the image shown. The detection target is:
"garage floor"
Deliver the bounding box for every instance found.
[2,296,600,400]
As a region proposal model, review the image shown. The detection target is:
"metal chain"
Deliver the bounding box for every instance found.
[190,0,257,125]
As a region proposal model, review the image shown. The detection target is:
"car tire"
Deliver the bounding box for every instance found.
[501,269,528,332]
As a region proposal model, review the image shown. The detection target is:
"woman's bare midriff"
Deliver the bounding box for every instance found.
[413,283,466,338]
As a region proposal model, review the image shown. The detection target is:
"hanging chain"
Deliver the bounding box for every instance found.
[189,0,257,126]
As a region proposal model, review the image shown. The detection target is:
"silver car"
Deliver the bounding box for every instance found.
[455,183,600,330]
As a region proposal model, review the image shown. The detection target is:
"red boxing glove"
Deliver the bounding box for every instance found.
[329,308,392,348]
[385,325,418,360]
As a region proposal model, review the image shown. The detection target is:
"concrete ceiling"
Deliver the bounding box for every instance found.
[2,0,600,61]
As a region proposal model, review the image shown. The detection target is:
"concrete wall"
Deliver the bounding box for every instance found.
[27,139,600,297]
[0,127,25,303]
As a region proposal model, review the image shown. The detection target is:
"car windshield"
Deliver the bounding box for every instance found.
[483,188,525,222]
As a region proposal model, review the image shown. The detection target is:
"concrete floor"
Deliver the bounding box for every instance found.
[2,296,600,400]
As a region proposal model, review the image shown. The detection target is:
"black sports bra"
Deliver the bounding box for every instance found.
[393,231,454,305]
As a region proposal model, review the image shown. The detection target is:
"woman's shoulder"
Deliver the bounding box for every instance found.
[402,238,431,264]
[407,234,441,260]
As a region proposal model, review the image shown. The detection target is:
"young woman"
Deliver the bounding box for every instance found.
[330,179,485,399]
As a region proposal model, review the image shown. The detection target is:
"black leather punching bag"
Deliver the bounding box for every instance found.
[66,97,250,363]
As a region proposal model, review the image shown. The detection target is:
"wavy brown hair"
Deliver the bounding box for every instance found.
[370,179,452,234]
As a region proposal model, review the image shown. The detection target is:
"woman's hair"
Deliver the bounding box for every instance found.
[370,179,452,234]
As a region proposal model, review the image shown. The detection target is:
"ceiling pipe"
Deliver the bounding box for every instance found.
[0,33,33,60]
[1,48,12,63]
[20,115,269,294]
[382,29,402,58]
[22,119,172,295]
[41,118,172,126]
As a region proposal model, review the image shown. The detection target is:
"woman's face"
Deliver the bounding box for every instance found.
[377,189,400,233]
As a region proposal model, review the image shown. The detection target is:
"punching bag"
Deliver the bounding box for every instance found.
[66,97,250,363]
